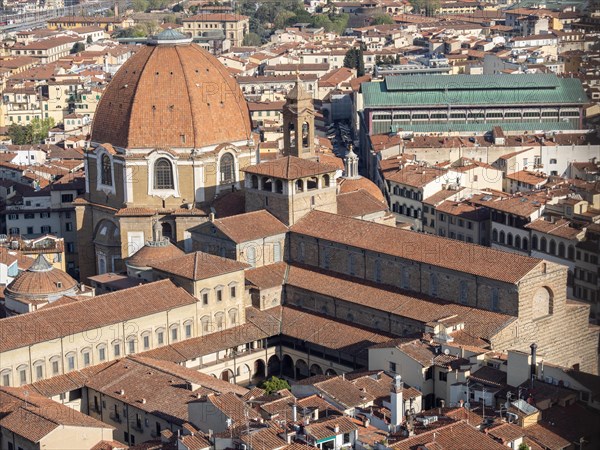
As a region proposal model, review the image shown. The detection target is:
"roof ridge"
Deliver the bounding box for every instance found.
[0,279,173,322]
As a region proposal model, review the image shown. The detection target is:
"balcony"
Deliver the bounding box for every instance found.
[109,413,122,423]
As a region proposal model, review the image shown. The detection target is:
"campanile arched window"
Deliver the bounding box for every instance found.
[220,153,234,184]
[154,158,174,189]
[101,154,112,186]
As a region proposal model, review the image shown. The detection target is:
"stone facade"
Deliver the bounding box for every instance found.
[286,221,599,374]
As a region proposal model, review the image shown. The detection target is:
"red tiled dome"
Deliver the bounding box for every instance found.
[91,37,252,149]
[126,241,185,269]
[6,254,78,298]
[338,176,386,203]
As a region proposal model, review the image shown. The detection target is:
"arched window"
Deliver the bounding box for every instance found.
[499,231,505,244]
[558,242,565,258]
[522,237,528,251]
[154,158,174,189]
[374,259,382,282]
[1,369,11,387]
[507,233,513,246]
[540,237,547,252]
[170,324,179,343]
[532,287,553,318]
[33,360,44,381]
[201,316,211,334]
[101,154,112,185]
[161,222,172,240]
[429,272,438,297]
[549,239,556,255]
[492,229,498,242]
[568,245,575,261]
[348,253,356,276]
[220,153,234,184]
[228,308,238,326]
[459,280,468,304]
[515,235,521,248]
[215,313,224,331]
[97,344,107,362]
[184,320,194,338]
[532,235,538,250]
[323,174,330,187]
[251,175,258,189]
[302,121,310,148]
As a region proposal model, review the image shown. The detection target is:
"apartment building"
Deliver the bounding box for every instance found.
[182,14,249,47]
[2,175,84,274]
[10,36,82,63]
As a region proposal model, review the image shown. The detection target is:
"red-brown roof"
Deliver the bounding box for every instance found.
[0,280,197,353]
[151,251,249,280]
[91,43,252,148]
[290,210,542,284]
[194,210,288,243]
[244,156,337,180]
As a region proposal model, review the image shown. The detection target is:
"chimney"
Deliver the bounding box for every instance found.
[391,374,404,430]
[334,424,340,434]
[292,403,298,422]
[209,212,215,222]
[530,343,538,388]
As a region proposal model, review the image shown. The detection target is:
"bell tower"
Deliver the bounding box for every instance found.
[282,75,315,158]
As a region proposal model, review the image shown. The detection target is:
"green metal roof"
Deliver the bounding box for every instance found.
[362,74,588,108]
[371,121,580,135]
[384,74,560,91]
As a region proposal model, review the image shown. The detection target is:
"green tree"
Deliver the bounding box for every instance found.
[260,376,291,394]
[29,117,55,143]
[7,123,28,145]
[86,35,93,44]
[274,10,295,30]
[518,443,529,450]
[343,48,357,70]
[70,42,85,54]
[410,0,440,16]
[132,0,149,12]
[8,118,55,145]
[243,32,262,46]
[371,14,394,25]
[356,46,365,76]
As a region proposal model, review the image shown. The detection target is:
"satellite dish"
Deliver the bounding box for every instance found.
[444,349,450,355]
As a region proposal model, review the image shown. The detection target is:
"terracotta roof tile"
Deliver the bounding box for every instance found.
[91,43,252,148]
[244,156,337,180]
[0,387,112,443]
[304,416,358,441]
[390,421,507,450]
[287,264,514,341]
[486,422,524,444]
[336,189,387,218]
[290,211,542,284]
[126,241,185,268]
[338,177,385,203]
[193,210,288,243]
[151,251,249,280]
[245,262,288,289]
[385,165,448,188]
[0,280,197,353]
